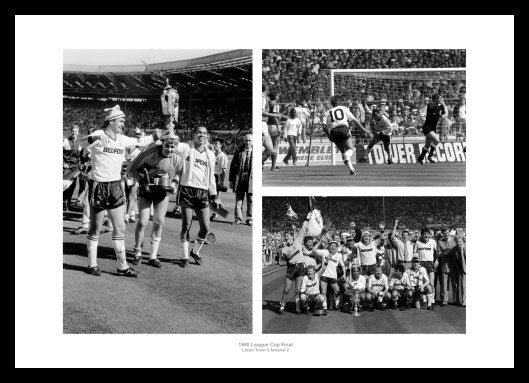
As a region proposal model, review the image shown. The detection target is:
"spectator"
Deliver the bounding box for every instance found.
[229,134,253,225]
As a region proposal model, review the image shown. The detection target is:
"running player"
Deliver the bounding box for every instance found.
[358,103,394,164]
[417,94,448,164]
[388,263,413,310]
[414,228,437,309]
[78,105,160,277]
[127,131,182,268]
[366,266,391,311]
[299,263,327,316]
[175,126,220,267]
[322,95,371,175]
[405,257,434,310]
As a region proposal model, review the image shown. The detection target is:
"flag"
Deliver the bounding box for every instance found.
[308,196,317,211]
[285,204,298,220]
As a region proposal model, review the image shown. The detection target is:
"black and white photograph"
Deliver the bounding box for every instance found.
[62,49,253,333]
[262,49,466,186]
[262,196,466,334]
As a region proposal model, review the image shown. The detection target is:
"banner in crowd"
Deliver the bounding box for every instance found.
[264,140,466,165]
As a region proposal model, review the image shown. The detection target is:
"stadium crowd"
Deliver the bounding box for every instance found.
[262,197,466,314]
[63,98,251,153]
[262,49,466,139]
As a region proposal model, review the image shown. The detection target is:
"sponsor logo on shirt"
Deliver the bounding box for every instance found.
[195,158,208,167]
[103,147,125,155]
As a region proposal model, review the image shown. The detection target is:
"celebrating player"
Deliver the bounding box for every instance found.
[417,94,448,164]
[358,103,394,164]
[175,126,220,267]
[127,131,182,268]
[262,84,287,167]
[310,239,346,313]
[79,105,161,277]
[354,230,381,276]
[278,217,312,315]
[322,95,371,175]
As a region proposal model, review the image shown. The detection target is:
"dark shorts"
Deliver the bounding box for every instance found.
[138,188,168,204]
[88,179,125,210]
[329,125,351,145]
[420,261,435,273]
[422,124,436,135]
[370,132,391,147]
[362,264,377,276]
[176,185,209,210]
[286,263,306,281]
[320,276,338,285]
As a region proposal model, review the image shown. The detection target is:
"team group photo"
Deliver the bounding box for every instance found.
[262,197,466,334]
[262,49,466,187]
[62,49,253,334]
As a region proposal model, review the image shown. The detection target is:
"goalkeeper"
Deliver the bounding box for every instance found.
[417,94,448,164]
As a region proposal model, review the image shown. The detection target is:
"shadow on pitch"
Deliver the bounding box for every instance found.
[63,242,117,261]
[262,300,297,315]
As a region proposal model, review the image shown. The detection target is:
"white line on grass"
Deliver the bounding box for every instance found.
[262,266,286,277]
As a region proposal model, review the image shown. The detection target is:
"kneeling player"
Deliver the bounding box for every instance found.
[322,95,371,175]
[299,264,327,316]
[406,257,434,310]
[343,265,367,313]
[389,264,413,310]
[366,266,391,311]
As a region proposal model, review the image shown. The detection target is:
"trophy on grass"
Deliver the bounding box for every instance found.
[352,290,361,317]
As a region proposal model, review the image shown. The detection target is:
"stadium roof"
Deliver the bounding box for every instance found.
[63,49,252,98]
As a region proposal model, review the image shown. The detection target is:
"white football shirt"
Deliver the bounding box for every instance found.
[214,151,228,175]
[355,241,378,266]
[301,274,321,295]
[84,130,153,182]
[368,274,389,293]
[415,239,437,262]
[323,106,355,129]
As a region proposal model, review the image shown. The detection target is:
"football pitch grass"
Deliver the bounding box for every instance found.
[263,162,466,187]
[63,191,252,334]
[262,265,465,334]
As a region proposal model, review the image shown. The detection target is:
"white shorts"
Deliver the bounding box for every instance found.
[262,121,270,137]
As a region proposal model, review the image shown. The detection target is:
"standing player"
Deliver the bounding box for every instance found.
[358,103,394,164]
[294,100,310,144]
[355,231,381,276]
[127,132,182,268]
[278,216,312,315]
[211,138,228,220]
[310,239,346,313]
[262,84,287,167]
[282,108,302,166]
[417,94,448,164]
[175,126,220,267]
[267,91,282,171]
[414,228,437,308]
[78,105,160,277]
[322,95,371,175]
